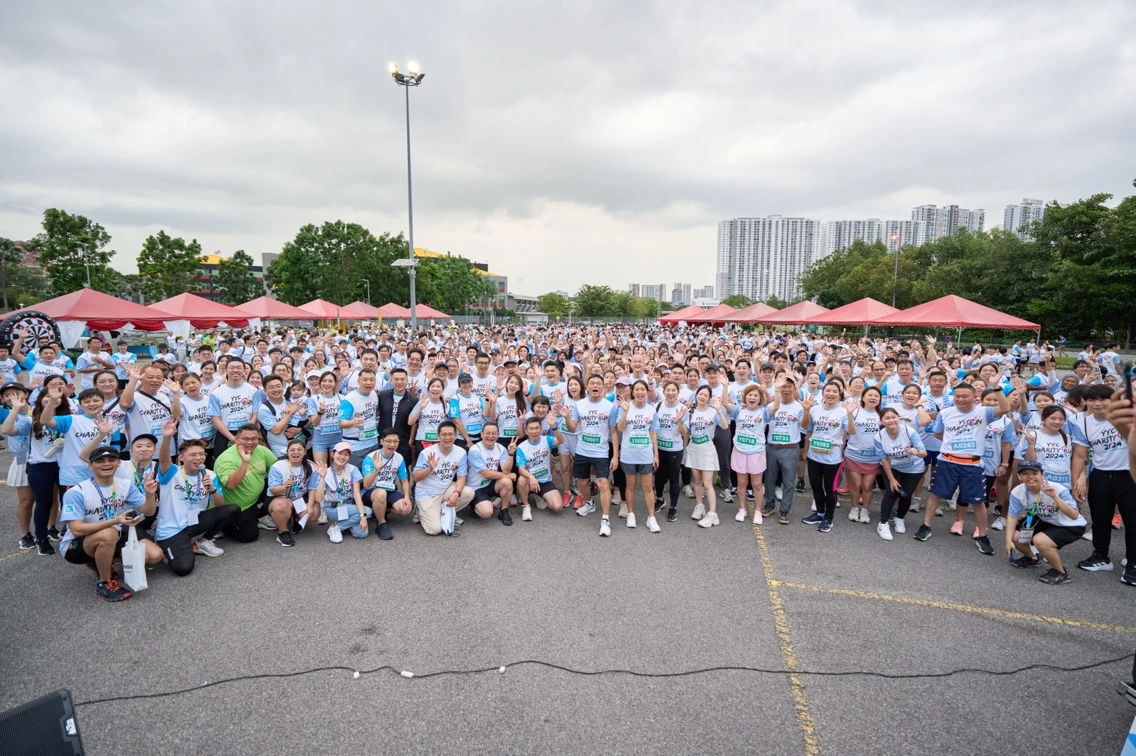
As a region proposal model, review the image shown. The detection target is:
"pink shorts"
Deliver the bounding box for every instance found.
[843,458,881,476]
[730,450,767,475]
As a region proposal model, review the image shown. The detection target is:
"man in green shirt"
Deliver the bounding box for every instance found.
[213,424,277,542]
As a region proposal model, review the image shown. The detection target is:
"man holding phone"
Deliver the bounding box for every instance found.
[58,446,163,602]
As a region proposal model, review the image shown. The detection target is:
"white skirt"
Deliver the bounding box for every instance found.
[683,442,719,472]
[7,458,28,488]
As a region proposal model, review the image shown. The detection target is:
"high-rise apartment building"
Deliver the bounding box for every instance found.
[640,284,667,302]
[1002,199,1047,240]
[882,220,928,254]
[823,219,883,255]
[716,216,822,302]
[910,204,985,242]
[692,285,715,300]
[627,284,641,297]
[671,283,693,305]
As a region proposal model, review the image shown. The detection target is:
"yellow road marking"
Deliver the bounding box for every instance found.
[772,580,1136,635]
[753,524,822,755]
[0,549,31,564]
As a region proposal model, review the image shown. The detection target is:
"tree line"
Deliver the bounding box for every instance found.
[799,186,1136,344]
[536,286,676,320]
[1,210,496,315]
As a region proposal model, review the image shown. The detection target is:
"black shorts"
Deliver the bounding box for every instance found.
[573,455,610,479]
[471,483,498,506]
[532,480,558,496]
[1030,520,1086,549]
[64,527,154,566]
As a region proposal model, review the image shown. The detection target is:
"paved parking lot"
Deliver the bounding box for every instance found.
[1,452,1134,755]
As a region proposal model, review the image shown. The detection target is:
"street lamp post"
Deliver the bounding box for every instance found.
[889,232,900,308]
[390,61,425,331]
[363,278,371,305]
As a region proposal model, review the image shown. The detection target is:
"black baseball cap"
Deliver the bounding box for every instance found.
[90,446,122,462]
[1,382,29,394]
[1017,460,1043,474]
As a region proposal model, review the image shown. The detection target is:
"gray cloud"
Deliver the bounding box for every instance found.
[1,0,1134,293]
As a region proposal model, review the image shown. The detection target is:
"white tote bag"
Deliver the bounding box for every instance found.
[121,526,149,593]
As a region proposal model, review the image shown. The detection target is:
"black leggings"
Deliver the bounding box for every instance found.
[157,505,241,576]
[654,449,683,506]
[808,459,840,520]
[880,470,923,522]
[26,461,59,541]
[610,444,626,495]
[1088,469,1136,563]
[713,426,732,489]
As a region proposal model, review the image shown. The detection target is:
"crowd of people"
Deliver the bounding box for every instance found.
[0,322,1133,602]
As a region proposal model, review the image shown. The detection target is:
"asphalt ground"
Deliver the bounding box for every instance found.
[1,448,1135,756]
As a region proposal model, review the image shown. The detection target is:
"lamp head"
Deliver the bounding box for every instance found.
[408,61,420,75]
[388,62,398,74]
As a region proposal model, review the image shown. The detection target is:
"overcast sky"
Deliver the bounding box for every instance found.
[2,0,1134,296]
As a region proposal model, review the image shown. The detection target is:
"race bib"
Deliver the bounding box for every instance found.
[335,505,353,522]
[362,427,378,440]
[658,439,675,450]
[692,434,709,445]
[736,434,757,448]
[292,498,306,514]
[501,428,517,437]
[531,468,549,480]
[950,440,977,452]
[424,431,439,441]
[582,433,602,444]
[810,438,833,452]
[1017,527,1034,544]
[629,436,649,446]
[378,479,395,491]
[771,432,791,444]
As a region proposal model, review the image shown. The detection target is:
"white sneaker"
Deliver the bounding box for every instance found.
[317,510,328,525]
[754,508,763,525]
[1081,530,1093,541]
[775,486,783,501]
[683,484,695,499]
[720,487,734,503]
[612,492,623,506]
[618,500,628,518]
[599,517,611,537]
[949,498,957,511]
[646,516,661,533]
[810,501,817,512]
[848,506,860,522]
[257,515,276,531]
[522,504,533,522]
[909,497,921,513]
[577,500,596,517]
[193,538,224,558]
[536,495,547,510]
[877,522,893,541]
[735,509,747,522]
[990,516,1006,531]
[698,512,719,528]
[626,512,637,528]
[893,518,906,534]
[691,502,706,520]
[327,523,343,543]
[858,507,871,524]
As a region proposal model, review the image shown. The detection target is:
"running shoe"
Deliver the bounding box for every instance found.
[1076,553,1112,571]
[36,539,54,556]
[720,488,734,503]
[618,500,628,518]
[909,497,921,513]
[667,506,678,522]
[1011,555,1042,568]
[1038,569,1070,585]
[327,523,343,543]
[949,521,964,535]
[498,508,513,526]
[795,478,806,493]
[18,533,34,550]
[775,486,783,502]
[1122,565,1136,586]
[691,502,706,520]
[949,500,957,511]
[990,517,1006,531]
[599,516,611,537]
[193,538,224,558]
[537,495,548,510]
[934,506,944,517]
[96,579,132,602]
[754,508,763,525]
[778,512,790,525]
[893,518,906,534]
[847,506,861,522]
[522,504,533,522]
[914,525,932,542]
[646,516,661,533]
[761,503,776,517]
[377,522,394,540]
[735,509,747,522]
[577,500,596,517]
[46,527,63,543]
[802,513,824,526]
[276,531,296,547]
[257,515,276,531]
[1114,515,1123,529]
[317,510,328,525]
[836,485,850,496]
[698,512,719,528]
[818,518,833,533]
[626,512,636,528]
[877,522,893,541]
[858,507,870,524]
[975,536,994,555]
[683,484,695,499]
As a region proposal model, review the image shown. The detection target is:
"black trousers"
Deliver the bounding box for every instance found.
[713,426,733,489]
[157,505,241,576]
[1088,468,1136,563]
[808,459,840,520]
[222,503,263,543]
[880,470,923,522]
[654,449,683,506]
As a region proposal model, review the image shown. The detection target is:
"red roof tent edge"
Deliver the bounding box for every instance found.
[151,293,255,326]
[801,297,898,325]
[298,299,370,320]
[683,303,738,322]
[658,305,704,323]
[12,289,173,325]
[723,302,779,323]
[869,294,1040,329]
[752,301,830,324]
[239,296,319,320]
[377,302,411,317]
[412,304,451,319]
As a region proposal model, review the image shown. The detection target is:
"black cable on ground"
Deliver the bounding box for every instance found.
[74,653,1132,707]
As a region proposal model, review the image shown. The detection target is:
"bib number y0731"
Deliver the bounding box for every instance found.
[810,438,833,452]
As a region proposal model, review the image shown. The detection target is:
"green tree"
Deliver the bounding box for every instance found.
[764,295,792,310]
[537,292,571,318]
[266,222,407,306]
[573,284,616,317]
[415,254,497,314]
[721,294,754,309]
[0,238,49,309]
[106,271,145,303]
[26,208,117,294]
[213,250,262,304]
[137,230,203,301]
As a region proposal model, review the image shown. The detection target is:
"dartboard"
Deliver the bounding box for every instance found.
[0,310,62,348]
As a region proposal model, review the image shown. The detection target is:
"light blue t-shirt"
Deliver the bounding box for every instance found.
[360,450,408,492]
[155,464,222,540]
[569,398,619,459]
[516,435,557,483]
[59,477,146,556]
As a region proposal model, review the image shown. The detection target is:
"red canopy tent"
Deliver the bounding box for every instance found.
[684,304,738,324]
[239,296,318,321]
[870,295,1039,330]
[152,293,255,329]
[752,301,830,325]
[13,289,171,333]
[345,301,382,318]
[658,305,704,324]
[411,304,451,320]
[723,302,779,323]
[377,302,411,318]
[298,299,369,320]
[802,298,898,325]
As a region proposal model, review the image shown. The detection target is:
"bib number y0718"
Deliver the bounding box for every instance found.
[736,434,757,447]
[810,438,833,452]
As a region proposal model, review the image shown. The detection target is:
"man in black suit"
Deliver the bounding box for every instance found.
[377,367,416,464]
